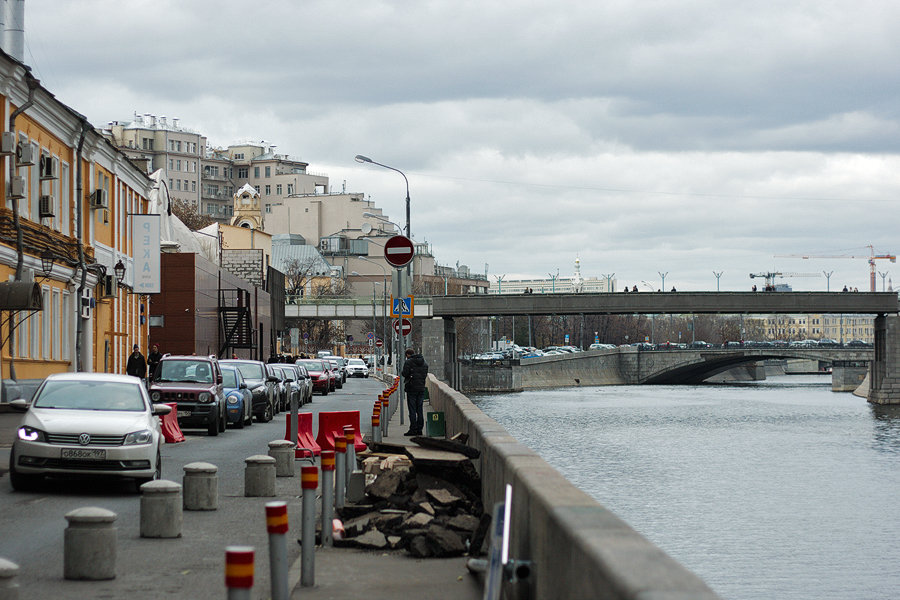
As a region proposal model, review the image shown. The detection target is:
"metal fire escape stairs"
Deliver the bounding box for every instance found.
[219,289,255,357]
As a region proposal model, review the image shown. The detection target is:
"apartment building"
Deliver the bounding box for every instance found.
[105,114,205,208]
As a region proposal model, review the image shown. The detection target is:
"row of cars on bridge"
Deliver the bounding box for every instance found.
[7,352,369,492]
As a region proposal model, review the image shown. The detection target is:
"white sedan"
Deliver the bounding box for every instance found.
[9,372,170,491]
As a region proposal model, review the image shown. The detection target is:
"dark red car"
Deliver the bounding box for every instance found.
[297,359,331,395]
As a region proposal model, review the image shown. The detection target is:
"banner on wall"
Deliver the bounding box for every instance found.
[131,214,161,294]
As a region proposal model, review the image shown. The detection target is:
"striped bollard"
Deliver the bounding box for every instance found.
[382,395,390,436]
[343,427,356,493]
[320,451,335,547]
[265,502,289,600]
[225,546,254,600]
[334,436,346,509]
[372,411,382,444]
[300,466,318,587]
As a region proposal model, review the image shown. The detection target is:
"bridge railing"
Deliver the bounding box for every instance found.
[285,294,434,307]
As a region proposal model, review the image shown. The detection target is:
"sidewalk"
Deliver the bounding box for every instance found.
[289,389,484,599]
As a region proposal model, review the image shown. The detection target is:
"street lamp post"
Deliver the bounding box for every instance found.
[602,272,615,293]
[713,271,723,292]
[659,271,668,291]
[356,154,411,426]
[823,270,834,292]
[879,271,889,291]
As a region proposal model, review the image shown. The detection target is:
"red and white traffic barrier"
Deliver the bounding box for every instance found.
[265,502,289,600]
[225,546,254,600]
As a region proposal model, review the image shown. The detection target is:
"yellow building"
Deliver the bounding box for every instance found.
[745,313,874,343]
[0,52,152,381]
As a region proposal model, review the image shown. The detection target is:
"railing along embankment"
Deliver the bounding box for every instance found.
[426,374,720,599]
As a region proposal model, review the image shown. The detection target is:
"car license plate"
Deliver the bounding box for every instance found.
[61,448,106,460]
[177,410,192,417]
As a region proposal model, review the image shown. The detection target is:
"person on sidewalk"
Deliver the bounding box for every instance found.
[126,344,147,380]
[146,344,162,382]
[401,348,429,436]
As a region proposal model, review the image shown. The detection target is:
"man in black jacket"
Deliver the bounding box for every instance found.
[401,348,429,436]
[125,344,146,380]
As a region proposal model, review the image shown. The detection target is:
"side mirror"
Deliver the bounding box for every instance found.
[152,404,172,416]
[9,398,29,412]
[267,375,279,383]
[239,382,247,389]
[217,374,223,384]
[284,377,294,383]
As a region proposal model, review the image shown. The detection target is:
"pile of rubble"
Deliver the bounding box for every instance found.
[333,437,487,558]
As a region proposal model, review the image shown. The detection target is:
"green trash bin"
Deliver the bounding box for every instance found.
[426,411,445,438]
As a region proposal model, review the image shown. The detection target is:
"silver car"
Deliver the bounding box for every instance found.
[9,372,170,491]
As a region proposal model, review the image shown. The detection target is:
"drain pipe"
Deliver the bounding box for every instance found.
[73,119,89,372]
[6,70,39,381]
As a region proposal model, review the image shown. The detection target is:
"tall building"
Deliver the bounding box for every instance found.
[105,114,205,208]
[489,258,616,294]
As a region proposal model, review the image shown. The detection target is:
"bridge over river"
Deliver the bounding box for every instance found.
[419,291,900,403]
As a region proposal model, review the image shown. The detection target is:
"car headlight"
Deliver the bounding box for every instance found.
[150,391,161,401]
[124,429,153,445]
[227,394,239,405]
[198,392,212,403]
[17,426,46,442]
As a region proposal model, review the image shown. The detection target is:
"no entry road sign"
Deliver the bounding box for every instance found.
[384,235,414,268]
[393,318,412,336]
[375,338,384,348]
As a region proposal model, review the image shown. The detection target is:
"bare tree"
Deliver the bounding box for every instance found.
[283,257,329,298]
[170,198,216,230]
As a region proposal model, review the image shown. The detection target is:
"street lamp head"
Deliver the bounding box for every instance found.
[355,155,373,164]
[114,260,126,281]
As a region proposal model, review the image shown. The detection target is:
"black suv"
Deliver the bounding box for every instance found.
[149,355,226,436]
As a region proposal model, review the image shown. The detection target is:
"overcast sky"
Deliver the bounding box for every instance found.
[23,0,900,291]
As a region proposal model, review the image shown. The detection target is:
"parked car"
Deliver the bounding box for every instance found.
[291,363,314,404]
[324,356,348,383]
[9,372,169,491]
[274,364,302,409]
[265,363,289,412]
[817,338,841,347]
[219,359,277,423]
[297,359,331,395]
[690,341,712,349]
[221,365,253,428]
[149,355,226,436]
[846,339,873,348]
[324,359,343,389]
[346,358,369,378]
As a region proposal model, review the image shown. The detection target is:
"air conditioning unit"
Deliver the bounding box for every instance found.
[39,195,54,218]
[100,274,116,299]
[16,142,35,166]
[0,132,15,155]
[80,287,94,319]
[39,155,58,180]
[9,176,25,199]
[90,188,108,209]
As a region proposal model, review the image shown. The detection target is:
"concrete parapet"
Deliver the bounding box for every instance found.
[140,480,183,538]
[426,375,721,600]
[245,455,276,497]
[268,439,296,477]
[183,462,218,511]
[64,507,117,580]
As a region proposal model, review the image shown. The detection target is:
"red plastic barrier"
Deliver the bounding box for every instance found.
[283,411,321,458]
[160,402,185,443]
[315,411,367,452]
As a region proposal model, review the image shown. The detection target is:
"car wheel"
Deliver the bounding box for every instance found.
[245,402,253,426]
[208,412,219,436]
[235,409,245,429]
[322,386,328,396]
[8,450,40,492]
[258,402,273,423]
[219,406,227,432]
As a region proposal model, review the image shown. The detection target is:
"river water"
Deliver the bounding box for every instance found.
[471,375,900,600]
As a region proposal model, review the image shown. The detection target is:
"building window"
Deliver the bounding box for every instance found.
[265,166,271,177]
[191,181,196,192]
[265,185,271,195]
[142,138,154,150]
[176,159,181,171]
[287,184,293,195]
[234,153,244,160]
[238,167,248,178]
[168,159,174,170]
[276,184,282,195]
[254,167,260,178]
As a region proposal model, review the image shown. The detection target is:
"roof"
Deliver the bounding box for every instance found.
[270,244,332,276]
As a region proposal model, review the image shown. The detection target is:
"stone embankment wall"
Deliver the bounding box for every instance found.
[426,375,720,600]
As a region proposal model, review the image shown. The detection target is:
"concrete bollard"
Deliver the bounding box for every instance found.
[265,502,289,600]
[0,557,20,600]
[140,479,183,538]
[267,440,296,477]
[244,455,277,497]
[64,507,117,580]
[300,466,318,587]
[225,546,254,600]
[320,450,335,548]
[334,436,346,509]
[183,462,218,511]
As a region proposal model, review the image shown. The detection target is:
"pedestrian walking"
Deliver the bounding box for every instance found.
[126,344,147,380]
[401,348,429,436]
[146,344,162,381]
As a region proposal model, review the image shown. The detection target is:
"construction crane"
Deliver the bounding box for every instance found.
[774,245,896,292]
[749,271,820,290]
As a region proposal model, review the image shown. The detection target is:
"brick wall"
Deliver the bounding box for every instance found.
[222,249,264,288]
